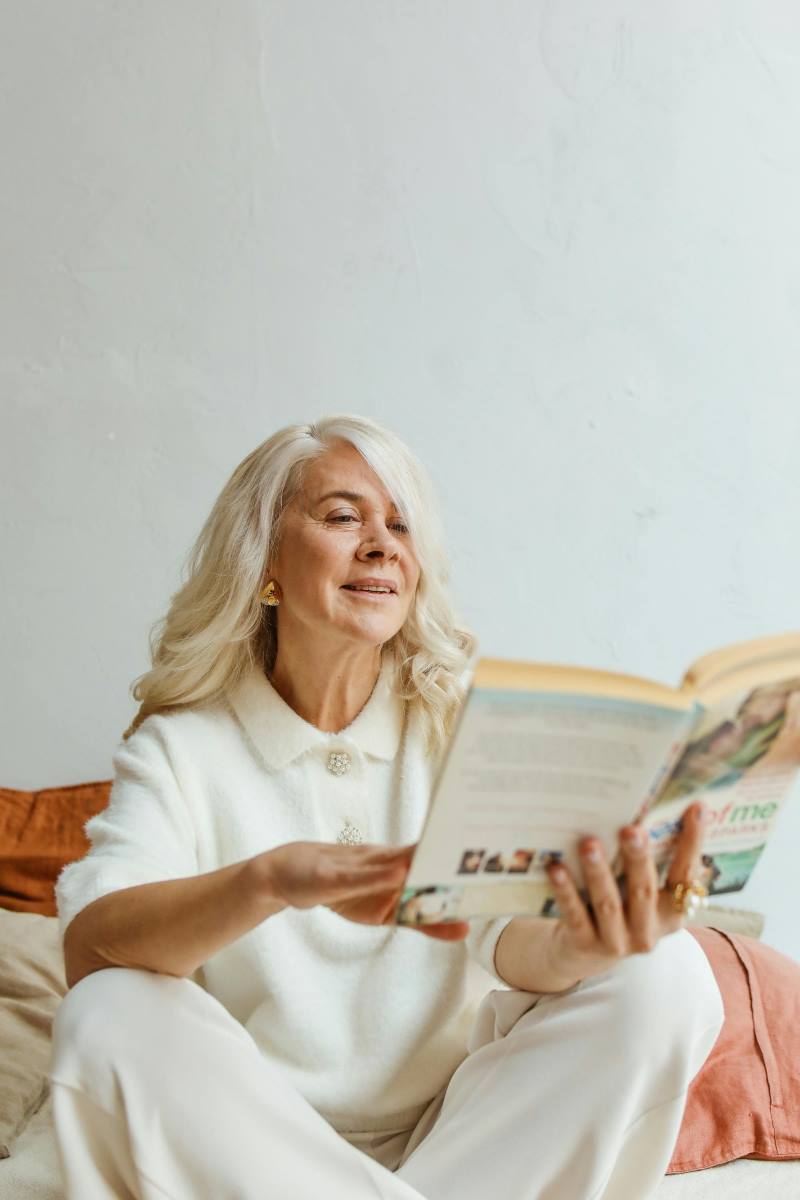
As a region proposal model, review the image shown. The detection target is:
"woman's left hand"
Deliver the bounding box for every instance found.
[542,800,709,990]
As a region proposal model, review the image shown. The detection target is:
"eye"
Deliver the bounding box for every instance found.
[328,512,409,534]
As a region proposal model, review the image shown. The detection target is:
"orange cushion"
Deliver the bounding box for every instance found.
[667,925,800,1172]
[0,782,111,916]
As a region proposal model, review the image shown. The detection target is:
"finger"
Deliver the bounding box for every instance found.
[329,862,408,893]
[665,802,707,889]
[546,860,596,943]
[414,922,470,941]
[374,845,416,869]
[619,825,658,952]
[351,843,415,863]
[578,839,627,956]
[340,844,415,885]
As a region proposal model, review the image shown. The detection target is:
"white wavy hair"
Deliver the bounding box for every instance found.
[123,414,477,757]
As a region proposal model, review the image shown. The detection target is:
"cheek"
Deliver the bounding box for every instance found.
[404,549,421,584]
[282,540,343,603]
[305,529,350,574]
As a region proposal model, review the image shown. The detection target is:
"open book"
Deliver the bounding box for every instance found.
[394,631,800,926]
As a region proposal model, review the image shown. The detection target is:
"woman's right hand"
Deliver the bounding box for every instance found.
[257,841,469,942]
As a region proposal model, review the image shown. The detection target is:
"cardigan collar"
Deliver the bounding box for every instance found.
[225,654,405,771]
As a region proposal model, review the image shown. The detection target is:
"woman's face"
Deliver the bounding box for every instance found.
[266,441,421,651]
[707,722,743,757]
[739,689,787,730]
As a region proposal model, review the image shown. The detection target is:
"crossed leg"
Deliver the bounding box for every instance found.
[48,928,723,1200]
[396,928,724,1200]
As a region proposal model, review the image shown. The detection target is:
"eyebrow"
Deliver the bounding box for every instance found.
[316,491,367,504]
[315,490,400,510]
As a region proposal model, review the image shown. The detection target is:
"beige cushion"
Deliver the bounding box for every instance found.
[688,903,765,939]
[0,909,66,1158]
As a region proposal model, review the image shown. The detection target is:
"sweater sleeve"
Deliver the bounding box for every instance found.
[54,717,199,944]
[464,914,515,986]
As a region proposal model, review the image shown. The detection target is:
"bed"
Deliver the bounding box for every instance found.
[1,776,799,1198]
[6,1102,798,1200]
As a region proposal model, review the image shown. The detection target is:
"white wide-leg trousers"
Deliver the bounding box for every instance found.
[47,927,724,1200]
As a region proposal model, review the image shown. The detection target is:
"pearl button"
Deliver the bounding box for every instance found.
[337,820,363,845]
[327,750,351,776]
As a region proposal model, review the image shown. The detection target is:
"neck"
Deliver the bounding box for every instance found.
[267,642,384,733]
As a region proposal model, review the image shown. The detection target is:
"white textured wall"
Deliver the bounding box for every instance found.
[3,2,800,956]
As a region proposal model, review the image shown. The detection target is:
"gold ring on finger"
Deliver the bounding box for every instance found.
[668,879,709,917]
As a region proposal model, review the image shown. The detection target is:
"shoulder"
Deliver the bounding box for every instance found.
[402,661,474,778]
[119,697,238,771]
[457,660,477,691]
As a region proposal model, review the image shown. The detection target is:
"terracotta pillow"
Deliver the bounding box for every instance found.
[0,782,111,916]
[668,926,800,1173]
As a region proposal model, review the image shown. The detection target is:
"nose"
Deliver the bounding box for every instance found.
[362,540,395,560]
[358,520,399,560]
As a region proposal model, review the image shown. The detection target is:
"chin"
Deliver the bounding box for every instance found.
[339,619,404,644]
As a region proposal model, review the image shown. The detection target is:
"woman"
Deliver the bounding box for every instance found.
[49,415,723,1200]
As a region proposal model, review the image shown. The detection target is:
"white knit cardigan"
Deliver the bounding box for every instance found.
[55,656,513,1134]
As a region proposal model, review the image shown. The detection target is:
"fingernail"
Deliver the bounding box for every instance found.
[623,827,645,851]
[582,842,601,862]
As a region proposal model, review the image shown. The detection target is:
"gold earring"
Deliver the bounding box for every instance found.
[259,580,280,606]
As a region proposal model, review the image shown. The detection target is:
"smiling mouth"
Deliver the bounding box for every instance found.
[341,586,397,598]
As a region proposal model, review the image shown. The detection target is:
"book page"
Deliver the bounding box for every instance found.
[395,686,698,925]
[681,630,800,697]
[471,656,692,709]
[644,673,800,897]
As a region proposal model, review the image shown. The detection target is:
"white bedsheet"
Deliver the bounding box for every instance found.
[655,1156,800,1199]
[1,1094,798,1200]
